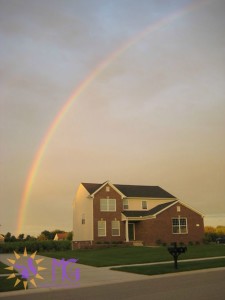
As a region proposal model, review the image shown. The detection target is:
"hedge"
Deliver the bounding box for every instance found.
[0,240,71,253]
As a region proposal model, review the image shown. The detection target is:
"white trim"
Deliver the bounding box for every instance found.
[176,200,204,217]
[172,217,188,234]
[154,200,179,216]
[121,213,156,221]
[90,181,125,198]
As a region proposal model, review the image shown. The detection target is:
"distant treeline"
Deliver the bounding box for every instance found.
[204,226,225,243]
[2,229,73,242]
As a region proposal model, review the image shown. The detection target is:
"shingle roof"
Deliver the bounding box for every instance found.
[114,184,176,198]
[82,182,176,199]
[82,183,102,194]
[122,201,177,217]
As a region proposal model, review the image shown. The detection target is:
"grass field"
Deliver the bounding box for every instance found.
[111,257,225,275]
[0,262,24,292]
[40,244,225,267]
[0,261,14,274]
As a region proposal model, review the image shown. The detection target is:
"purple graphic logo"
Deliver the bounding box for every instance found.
[6,248,80,290]
[15,257,38,280]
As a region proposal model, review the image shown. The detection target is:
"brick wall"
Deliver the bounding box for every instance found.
[135,202,204,245]
[93,184,125,242]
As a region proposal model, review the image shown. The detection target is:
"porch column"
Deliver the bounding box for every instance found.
[125,219,129,242]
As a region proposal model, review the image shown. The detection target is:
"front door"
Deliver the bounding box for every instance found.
[128,223,135,241]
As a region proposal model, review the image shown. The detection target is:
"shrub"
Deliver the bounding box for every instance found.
[156,239,162,246]
[0,240,71,253]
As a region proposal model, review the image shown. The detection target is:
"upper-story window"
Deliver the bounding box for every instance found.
[100,199,116,211]
[142,200,148,209]
[123,199,129,210]
[106,186,110,192]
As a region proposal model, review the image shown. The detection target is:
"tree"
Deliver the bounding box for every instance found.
[10,235,17,242]
[41,230,52,240]
[18,233,24,240]
[4,232,12,242]
[37,233,47,241]
[25,235,36,241]
[216,226,225,235]
[67,232,73,241]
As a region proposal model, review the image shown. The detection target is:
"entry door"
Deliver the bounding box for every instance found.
[128,223,135,241]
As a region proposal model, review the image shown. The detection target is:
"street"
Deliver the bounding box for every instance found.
[1,268,224,300]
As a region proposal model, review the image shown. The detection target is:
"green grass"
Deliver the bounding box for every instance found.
[111,258,225,276]
[40,244,225,267]
[0,261,14,274]
[0,276,25,292]
[0,262,25,292]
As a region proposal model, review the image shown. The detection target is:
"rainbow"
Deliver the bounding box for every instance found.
[16,0,206,235]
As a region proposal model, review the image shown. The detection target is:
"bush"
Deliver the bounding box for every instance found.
[156,239,162,246]
[0,240,71,253]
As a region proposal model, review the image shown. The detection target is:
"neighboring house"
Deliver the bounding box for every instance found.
[0,234,5,243]
[54,232,68,241]
[72,181,204,248]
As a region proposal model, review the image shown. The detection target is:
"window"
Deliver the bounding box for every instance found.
[177,206,181,212]
[81,214,85,225]
[123,199,129,210]
[142,200,147,209]
[112,221,120,236]
[106,186,110,192]
[100,199,116,211]
[98,221,106,236]
[172,218,188,234]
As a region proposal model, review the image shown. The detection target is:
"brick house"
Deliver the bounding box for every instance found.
[72,181,204,248]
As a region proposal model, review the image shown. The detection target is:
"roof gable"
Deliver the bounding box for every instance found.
[82,183,102,194]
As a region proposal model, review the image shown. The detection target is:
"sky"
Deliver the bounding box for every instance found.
[0,0,225,236]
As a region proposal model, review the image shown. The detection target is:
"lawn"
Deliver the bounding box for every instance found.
[111,257,225,275]
[0,276,25,293]
[40,244,225,267]
[0,261,14,274]
[0,262,24,292]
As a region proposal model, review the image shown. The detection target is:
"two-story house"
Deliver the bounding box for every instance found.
[72,181,204,248]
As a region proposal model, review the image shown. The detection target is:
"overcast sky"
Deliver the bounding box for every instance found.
[0,0,225,236]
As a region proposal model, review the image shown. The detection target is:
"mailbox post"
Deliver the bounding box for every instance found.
[167,242,187,269]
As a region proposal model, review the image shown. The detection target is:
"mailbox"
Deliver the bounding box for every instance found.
[167,242,187,269]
